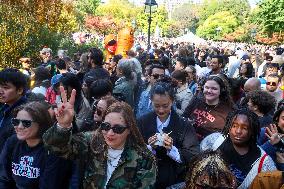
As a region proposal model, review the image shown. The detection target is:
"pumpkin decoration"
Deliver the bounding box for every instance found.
[104,34,117,62]
[103,26,134,62]
[116,26,134,57]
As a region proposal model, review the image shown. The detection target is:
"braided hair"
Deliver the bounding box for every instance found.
[186,150,237,189]
[222,108,260,146]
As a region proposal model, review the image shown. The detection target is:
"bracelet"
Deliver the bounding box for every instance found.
[56,123,72,131]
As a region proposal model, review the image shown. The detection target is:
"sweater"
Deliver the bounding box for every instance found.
[0,135,72,189]
[183,97,233,141]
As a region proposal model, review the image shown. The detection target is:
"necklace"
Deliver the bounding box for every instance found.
[206,103,218,113]
[107,148,123,168]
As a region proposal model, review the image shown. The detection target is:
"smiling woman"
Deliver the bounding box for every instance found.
[183,74,234,141]
[0,101,72,189]
[43,86,156,189]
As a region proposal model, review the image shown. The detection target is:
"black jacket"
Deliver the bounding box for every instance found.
[0,96,27,151]
[137,111,200,188]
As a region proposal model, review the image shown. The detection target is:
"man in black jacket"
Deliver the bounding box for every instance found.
[0,69,28,151]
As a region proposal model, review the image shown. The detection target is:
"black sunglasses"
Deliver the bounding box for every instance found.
[266,81,277,86]
[11,118,35,128]
[100,122,129,134]
[151,74,164,80]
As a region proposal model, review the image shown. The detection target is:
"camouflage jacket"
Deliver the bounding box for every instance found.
[43,126,156,189]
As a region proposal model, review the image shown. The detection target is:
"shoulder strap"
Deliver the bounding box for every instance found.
[212,135,226,151]
[258,153,268,173]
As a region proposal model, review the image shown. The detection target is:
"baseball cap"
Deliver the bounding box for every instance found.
[51,74,62,86]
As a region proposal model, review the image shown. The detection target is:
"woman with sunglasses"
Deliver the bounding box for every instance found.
[0,101,72,189]
[43,86,156,188]
[89,96,117,131]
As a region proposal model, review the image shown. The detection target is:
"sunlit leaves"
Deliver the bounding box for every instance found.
[0,0,78,68]
[197,11,239,40]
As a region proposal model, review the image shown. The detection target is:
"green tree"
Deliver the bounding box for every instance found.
[197,11,239,40]
[75,0,100,15]
[171,3,199,34]
[136,6,170,37]
[252,0,284,35]
[199,0,250,24]
[95,0,139,23]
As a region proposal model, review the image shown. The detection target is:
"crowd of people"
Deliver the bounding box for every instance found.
[0,39,284,189]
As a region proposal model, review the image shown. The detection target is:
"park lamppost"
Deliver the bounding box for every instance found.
[251,28,257,43]
[144,0,158,52]
[215,26,222,39]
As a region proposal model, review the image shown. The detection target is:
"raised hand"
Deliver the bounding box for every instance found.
[54,86,76,128]
[265,124,283,145]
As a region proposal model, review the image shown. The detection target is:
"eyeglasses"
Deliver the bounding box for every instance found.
[151,74,164,80]
[266,82,277,86]
[11,118,35,128]
[100,122,129,134]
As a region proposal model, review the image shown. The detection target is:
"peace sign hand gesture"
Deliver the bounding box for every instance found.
[54,86,76,128]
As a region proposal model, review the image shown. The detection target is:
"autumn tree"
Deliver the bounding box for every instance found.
[0,0,78,68]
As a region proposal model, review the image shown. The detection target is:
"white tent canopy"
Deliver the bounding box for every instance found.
[175,32,206,44]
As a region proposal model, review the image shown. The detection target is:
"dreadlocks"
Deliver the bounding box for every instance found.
[222,108,260,145]
[186,150,237,189]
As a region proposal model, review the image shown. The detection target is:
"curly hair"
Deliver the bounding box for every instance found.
[246,90,276,115]
[222,108,260,146]
[91,102,152,158]
[186,150,237,189]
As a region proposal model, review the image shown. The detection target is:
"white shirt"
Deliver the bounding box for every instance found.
[147,114,182,163]
[105,148,124,187]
